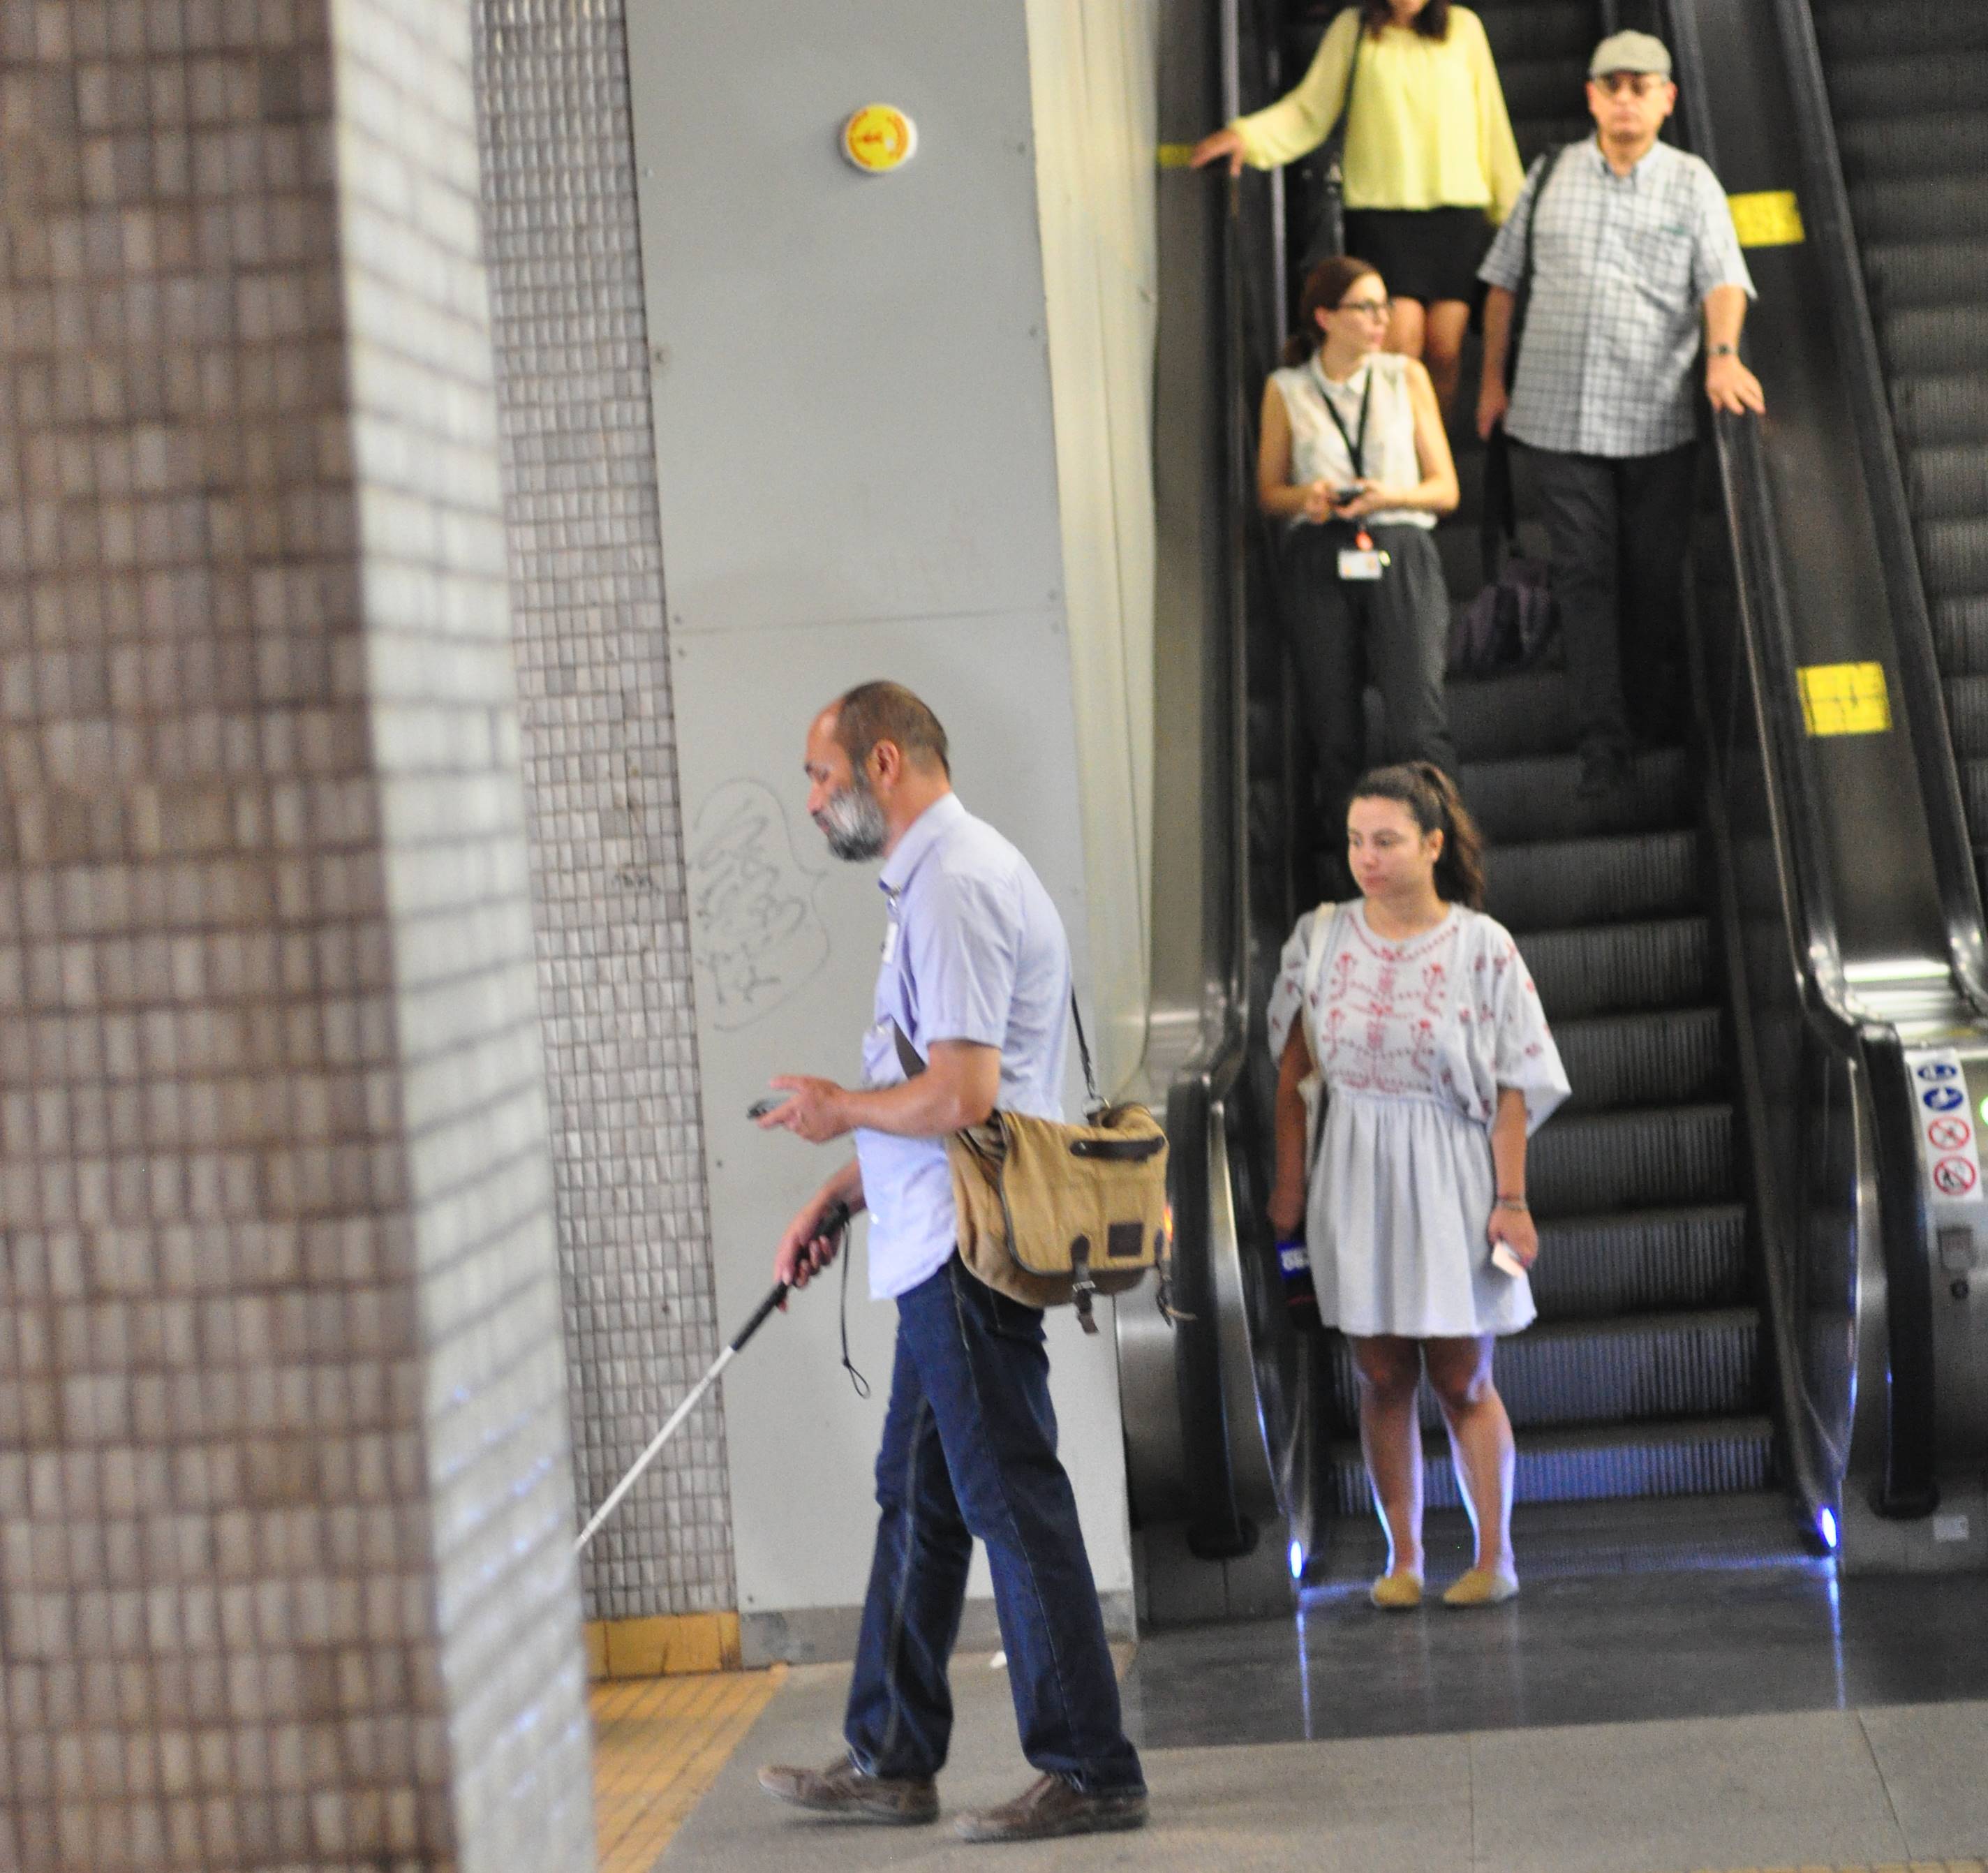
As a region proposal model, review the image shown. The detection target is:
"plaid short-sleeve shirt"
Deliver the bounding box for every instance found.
[1479,136,1755,458]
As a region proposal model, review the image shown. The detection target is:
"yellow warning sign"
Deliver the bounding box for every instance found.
[1797,661,1892,736]
[841,105,917,175]
[1157,143,1196,168]
[1728,190,1805,248]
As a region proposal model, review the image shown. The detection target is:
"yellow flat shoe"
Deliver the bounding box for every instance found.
[1369,1571,1423,1610]
[1441,1566,1519,1607]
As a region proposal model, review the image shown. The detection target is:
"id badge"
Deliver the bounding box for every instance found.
[1338,547,1388,582]
[880,919,900,965]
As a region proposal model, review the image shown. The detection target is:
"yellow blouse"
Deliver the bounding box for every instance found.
[1231,6,1525,222]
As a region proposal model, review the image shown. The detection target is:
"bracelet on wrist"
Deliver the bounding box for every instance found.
[1496,1195,1529,1213]
[1707,343,1737,358]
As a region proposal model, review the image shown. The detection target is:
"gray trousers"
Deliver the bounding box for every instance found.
[1282,521,1457,888]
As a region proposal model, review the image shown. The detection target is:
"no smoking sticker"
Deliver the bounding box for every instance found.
[1934,1155,1979,1198]
[1929,1116,1971,1152]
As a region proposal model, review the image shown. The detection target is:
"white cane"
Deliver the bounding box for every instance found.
[572,1201,850,1554]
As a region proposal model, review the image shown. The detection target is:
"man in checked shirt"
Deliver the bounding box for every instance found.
[1474,30,1765,800]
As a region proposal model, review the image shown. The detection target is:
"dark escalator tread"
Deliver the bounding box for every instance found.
[1902,441,1988,526]
[1530,1203,1749,1319]
[1518,917,1711,1019]
[1527,1102,1735,1217]
[1329,1308,1760,1432]
[1932,594,1988,678]
[1862,238,1988,315]
[1820,52,1988,124]
[1813,0,1988,60]
[1324,1416,1776,1512]
[1448,666,1574,760]
[1877,304,1988,383]
[1887,371,1988,450]
[1917,517,1988,600]
[1552,1006,1725,1111]
[1837,110,1988,184]
[1483,829,1700,933]
[1472,1,1599,59]
[1944,676,1988,757]
[1462,748,1689,843]
[1848,177,1988,251]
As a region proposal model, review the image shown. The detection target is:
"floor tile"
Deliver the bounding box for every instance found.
[1467,1709,1910,1873]
[1857,1700,1988,1861]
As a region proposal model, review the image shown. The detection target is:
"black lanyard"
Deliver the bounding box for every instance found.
[1310,358,1372,482]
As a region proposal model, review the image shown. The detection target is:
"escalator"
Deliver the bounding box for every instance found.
[1807,5,1988,896]
[1127,0,1988,1604]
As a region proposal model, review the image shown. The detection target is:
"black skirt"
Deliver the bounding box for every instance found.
[1342,206,1494,306]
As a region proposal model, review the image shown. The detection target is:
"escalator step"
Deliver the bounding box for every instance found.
[1932,594,1988,677]
[1876,303,1988,382]
[1917,517,1988,599]
[1886,371,1988,450]
[1861,238,1988,316]
[1819,51,1988,123]
[1552,1007,1725,1111]
[1326,1307,1761,1432]
[1945,675,1988,756]
[1848,176,1988,250]
[1518,917,1711,1019]
[1837,110,1988,185]
[1527,1102,1735,1217]
[1324,1416,1776,1513]
[1462,748,1689,843]
[1813,0,1988,61]
[1448,667,1573,761]
[1529,1204,1750,1319]
[1472,1,1598,60]
[1901,441,1988,526]
[1484,829,1700,932]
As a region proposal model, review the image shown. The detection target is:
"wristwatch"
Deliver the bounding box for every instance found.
[1707,343,1738,357]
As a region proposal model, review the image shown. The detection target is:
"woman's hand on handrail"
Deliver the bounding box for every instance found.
[1190,126,1247,177]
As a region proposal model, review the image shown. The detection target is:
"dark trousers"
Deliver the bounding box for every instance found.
[843,1257,1144,1796]
[1526,441,1699,759]
[1284,521,1457,893]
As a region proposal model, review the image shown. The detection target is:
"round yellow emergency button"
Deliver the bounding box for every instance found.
[841,105,918,175]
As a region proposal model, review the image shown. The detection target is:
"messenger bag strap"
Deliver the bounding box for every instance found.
[894,989,1100,1112]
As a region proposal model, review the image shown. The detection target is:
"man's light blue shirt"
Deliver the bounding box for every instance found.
[854,793,1071,1300]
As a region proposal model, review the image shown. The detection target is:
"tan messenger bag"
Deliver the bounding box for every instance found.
[893,1000,1169,1332]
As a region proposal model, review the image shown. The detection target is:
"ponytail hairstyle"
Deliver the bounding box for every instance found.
[1280,253,1383,367]
[1360,0,1451,37]
[1349,761,1486,909]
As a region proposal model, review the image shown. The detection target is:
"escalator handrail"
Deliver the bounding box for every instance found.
[1765,0,1988,1014]
[1668,0,1943,1516]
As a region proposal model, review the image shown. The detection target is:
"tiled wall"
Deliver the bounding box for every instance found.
[470,0,729,1622]
[0,0,593,1865]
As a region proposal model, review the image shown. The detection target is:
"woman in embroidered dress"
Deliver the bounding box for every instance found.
[1266,762,1568,1608]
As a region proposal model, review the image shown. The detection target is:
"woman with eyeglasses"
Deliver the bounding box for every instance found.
[1261,255,1460,901]
[1193,0,1524,414]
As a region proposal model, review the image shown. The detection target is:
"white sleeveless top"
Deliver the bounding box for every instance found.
[1270,350,1434,531]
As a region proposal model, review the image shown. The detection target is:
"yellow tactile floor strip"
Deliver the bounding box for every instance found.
[1678,1862,1986,1872]
[591,1664,787,1873]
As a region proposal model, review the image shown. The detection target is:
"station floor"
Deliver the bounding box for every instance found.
[604,1547,1988,1873]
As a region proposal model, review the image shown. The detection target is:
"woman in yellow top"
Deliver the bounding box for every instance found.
[1193,0,1524,412]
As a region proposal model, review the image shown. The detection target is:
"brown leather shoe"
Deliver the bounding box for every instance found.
[756,1752,938,1826]
[954,1772,1148,1843]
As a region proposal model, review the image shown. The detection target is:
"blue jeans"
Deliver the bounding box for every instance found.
[843,1256,1144,1796]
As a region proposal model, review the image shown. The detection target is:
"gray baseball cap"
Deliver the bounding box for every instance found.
[1589,29,1672,78]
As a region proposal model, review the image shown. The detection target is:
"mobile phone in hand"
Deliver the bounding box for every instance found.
[1490,1242,1527,1279]
[748,1093,793,1120]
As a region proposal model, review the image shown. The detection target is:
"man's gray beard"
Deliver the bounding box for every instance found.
[819,779,888,861]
